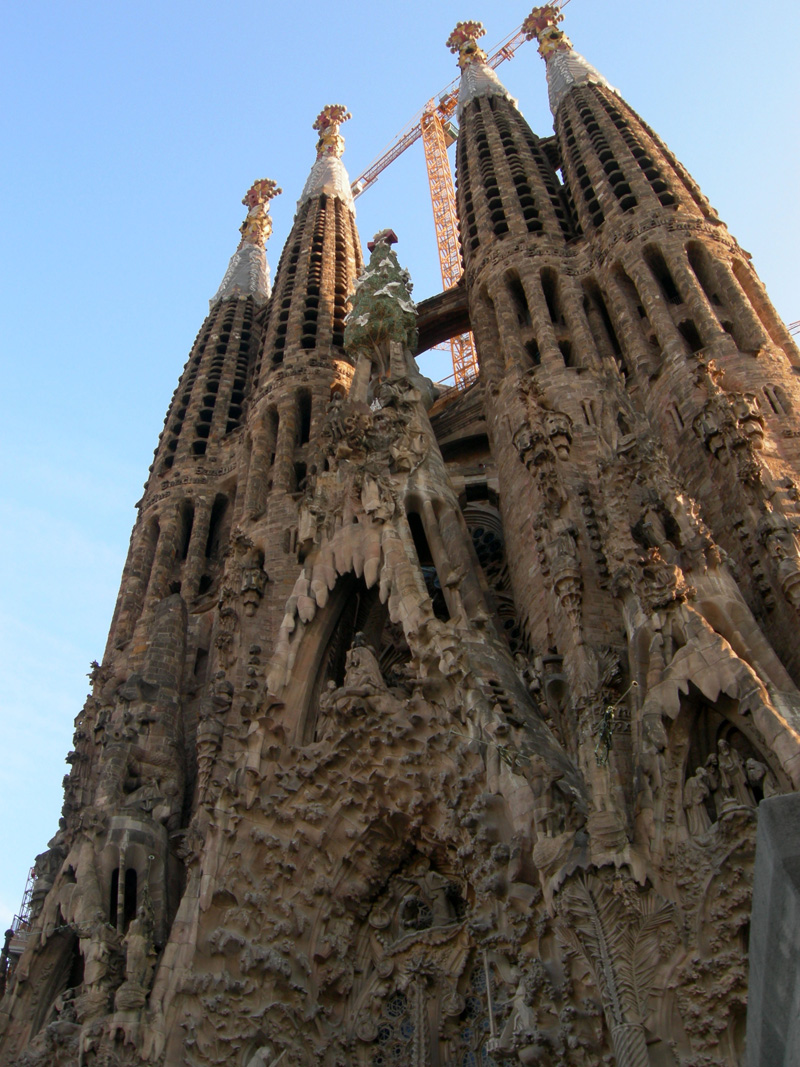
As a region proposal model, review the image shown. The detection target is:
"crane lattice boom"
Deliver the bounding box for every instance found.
[350,3,572,385]
[350,25,528,200]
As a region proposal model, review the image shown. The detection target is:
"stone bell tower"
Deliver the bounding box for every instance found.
[3,8,800,1067]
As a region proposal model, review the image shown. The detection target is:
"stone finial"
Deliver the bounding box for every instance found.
[446,21,488,67]
[522,5,572,58]
[239,178,282,247]
[210,180,280,306]
[367,228,398,253]
[522,4,616,115]
[313,104,352,160]
[448,20,517,115]
[298,106,355,209]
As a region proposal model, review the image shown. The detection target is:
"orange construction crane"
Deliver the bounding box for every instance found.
[350,24,531,387]
[350,3,572,387]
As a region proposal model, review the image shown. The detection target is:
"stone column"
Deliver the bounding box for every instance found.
[182,497,214,599]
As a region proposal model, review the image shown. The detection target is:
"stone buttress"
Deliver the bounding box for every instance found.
[450,9,800,1066]
[0,179,281,1059]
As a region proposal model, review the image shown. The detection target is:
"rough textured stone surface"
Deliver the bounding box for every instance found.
[2,14,800,1067]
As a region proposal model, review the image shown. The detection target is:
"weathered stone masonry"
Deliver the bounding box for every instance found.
[2,9,800,1067]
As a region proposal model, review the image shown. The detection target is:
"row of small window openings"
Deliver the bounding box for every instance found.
[473,104,509,237]
[161,303,252,467]
[560,112,605,229]
[332,202,352,348]
[491,103,545,235]
[457,135,480,253]
[505,270,623,372]
[191,305,244,456]
[270,201,309,365]
[510,109,574,238]
[594,92,677,208]
[177,494,230,563]
[301,197,328,350]
[576,97,638,213]
[484,96,571,234]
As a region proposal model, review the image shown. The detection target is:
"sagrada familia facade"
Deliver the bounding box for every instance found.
[2,7,799,1065]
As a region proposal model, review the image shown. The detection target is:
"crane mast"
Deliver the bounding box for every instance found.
[350,21,542,387]
[420,101,477,386]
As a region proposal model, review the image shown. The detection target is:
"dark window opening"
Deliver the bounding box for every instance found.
[541,267,563,325]
[525,339,541,366]
[194,647,209,681]
[179,501,194,560]
[679,320,703,353]
[123,868,137,932]
[465,481,490,502]
[109,868,119,927]
[644,245,682,305]
[407,511,449,621]
[508,274,531,327]
[297,391,312,445]
[583,280,622,358]
[205,494,227,560]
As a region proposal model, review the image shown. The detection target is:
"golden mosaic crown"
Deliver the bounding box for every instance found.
[523,5,572,57]
[239,178,281,246]
[242,178,281,210]
[446,21,488,66]
[313,104,352,159]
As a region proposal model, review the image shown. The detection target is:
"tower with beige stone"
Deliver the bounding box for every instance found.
[2,9,800,1066]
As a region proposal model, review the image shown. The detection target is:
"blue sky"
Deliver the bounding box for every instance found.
[1,0,798,926]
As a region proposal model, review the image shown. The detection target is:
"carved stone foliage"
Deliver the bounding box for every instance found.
[758,508,800,610]
[555,872,679,1067]
[691,359,765,487]
[488,954,605,1066]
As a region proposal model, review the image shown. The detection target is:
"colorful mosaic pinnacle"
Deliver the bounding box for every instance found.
[239,178,281,246]
[446,21,488,67]
[242,178,281,210]
[523,4,573,58]
[313,104,352,159]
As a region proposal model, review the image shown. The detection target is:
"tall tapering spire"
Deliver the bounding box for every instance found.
[211,178,281,306]
[447,20,517,118]
[523,4,616,116]
[255,105,363,377]
[448,17,574,263]
[297,104,355,211]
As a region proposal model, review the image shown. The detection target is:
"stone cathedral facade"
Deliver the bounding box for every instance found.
[3,7,799,1066]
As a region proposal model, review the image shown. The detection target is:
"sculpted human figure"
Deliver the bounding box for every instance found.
[717,739,752,808]
[115,899,156,1010]
[316,680,338,741]
[745,757,778,800]
[683,767,713,836]
[760,516,800,608]
[319,634,399,728]
[342,632,386,694]
[703,752,720,806]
